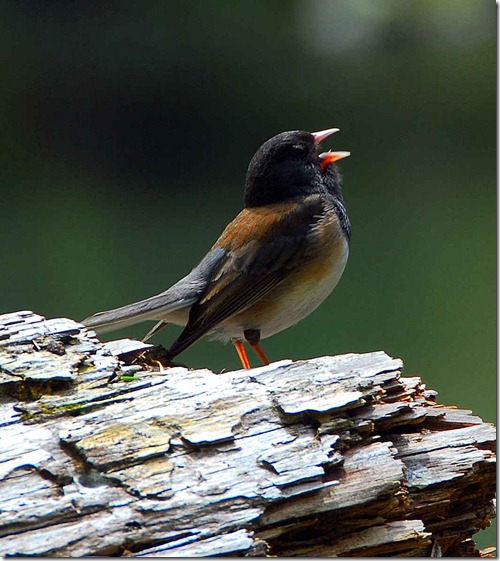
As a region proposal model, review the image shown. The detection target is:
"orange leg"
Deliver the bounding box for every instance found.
[232,340,251,369]
[250,343,270,366]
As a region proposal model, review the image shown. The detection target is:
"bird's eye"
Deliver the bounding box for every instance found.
[291,144,306,154]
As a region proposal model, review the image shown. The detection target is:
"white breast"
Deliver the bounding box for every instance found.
[259,237,349,338]
[211,234,349,343]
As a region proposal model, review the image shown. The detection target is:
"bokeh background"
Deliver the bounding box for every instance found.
[1,0,495,547]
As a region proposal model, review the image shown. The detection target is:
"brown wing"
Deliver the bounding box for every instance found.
[166,195,325,359]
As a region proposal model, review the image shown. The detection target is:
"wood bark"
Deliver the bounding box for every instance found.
[0,310,495,557]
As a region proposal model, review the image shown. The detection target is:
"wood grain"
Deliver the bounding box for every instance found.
[0,311,495,557]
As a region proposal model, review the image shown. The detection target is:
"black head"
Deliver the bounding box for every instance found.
[244,130,323,207]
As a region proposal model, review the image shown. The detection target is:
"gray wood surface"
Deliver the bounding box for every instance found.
[0,311,495,557]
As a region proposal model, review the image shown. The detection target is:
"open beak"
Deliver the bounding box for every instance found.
[319,151,351,169]
[312,128,349,168]
[311,127,339,144]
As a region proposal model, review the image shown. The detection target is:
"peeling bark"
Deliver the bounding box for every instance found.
[0,311,496,557]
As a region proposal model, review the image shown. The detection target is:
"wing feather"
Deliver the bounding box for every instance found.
[166,196,324,359]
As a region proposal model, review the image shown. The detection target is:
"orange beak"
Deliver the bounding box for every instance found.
[312,128,350,168]
[319,150,351,169]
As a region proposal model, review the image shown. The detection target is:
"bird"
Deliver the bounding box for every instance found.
[82,128,351,369]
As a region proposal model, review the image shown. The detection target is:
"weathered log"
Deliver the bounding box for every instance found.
[0,310,495,557]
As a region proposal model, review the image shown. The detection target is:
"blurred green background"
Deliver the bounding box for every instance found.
[1,0,495,547]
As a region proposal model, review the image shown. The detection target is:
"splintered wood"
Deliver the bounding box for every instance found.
[0,310,496,557]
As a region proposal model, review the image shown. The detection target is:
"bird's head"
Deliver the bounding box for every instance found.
[244,128,349,207]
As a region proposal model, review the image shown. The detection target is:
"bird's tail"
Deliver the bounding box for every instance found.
[81,291,194,334]
[81,247,225,336]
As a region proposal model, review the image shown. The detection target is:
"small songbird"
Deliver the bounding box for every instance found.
[82,128,351,369]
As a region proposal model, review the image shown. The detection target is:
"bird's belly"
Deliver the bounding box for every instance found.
[213,236,349,342]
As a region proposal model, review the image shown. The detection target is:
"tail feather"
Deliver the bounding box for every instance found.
[82,247,226,336]
[143,320,169,342]
[81,292,196,334]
